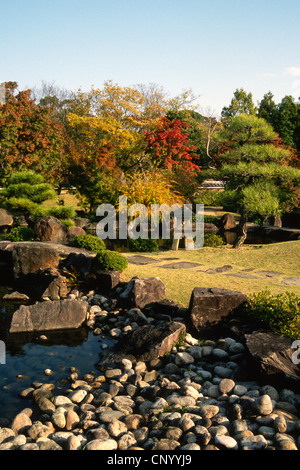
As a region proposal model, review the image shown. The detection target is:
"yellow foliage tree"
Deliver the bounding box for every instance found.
[67,81,169,173]
[118,170,184,215]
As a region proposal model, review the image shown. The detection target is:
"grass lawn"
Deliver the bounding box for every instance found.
[43,190,82,211]
[120,240,300,308]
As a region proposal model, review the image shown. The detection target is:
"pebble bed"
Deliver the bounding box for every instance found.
[1,290,300,451]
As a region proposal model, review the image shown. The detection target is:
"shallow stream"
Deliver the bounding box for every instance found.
[0,286,110,421]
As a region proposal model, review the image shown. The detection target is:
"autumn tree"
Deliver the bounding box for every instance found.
[0,82,69,186]
[144,117,200,174]
[207,114,300,247]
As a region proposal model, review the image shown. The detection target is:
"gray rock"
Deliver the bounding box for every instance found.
[11,411,32,434]
[34,216,68,243]
[188,287,247,333]
[85,438,118,450]
[119,276,166,309]
[117,433,137,450]
[0,242,60,280]
[0,428,16,444]
[109,321,186,363]
[215,434,238,450]
[245,331,300,389]
[219,378,235,395]
[253,395,273,416]
[9,299,88,333]
[239,434,268,450]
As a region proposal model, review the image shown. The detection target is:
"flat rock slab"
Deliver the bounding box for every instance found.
[9,299,88,333]
[204,265,233,274]
[280,277,300,286]
[225,272,261,279]
[256,270,283,278]
[0,241,97,258]
[159,262,202,269]
[127,255,159,265]
[99,321,186,365]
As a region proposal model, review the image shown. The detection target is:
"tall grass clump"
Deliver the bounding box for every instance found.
[243,290,300,339]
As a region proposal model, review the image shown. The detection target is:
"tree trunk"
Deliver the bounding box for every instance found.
[233,211,248,249]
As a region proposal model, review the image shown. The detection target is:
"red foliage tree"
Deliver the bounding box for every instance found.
[144,117,200,173]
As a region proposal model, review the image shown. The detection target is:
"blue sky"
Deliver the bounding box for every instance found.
[1,0,300,116]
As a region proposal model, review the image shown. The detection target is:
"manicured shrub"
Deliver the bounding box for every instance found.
[128,237,159,253]
[204,234,225,247]
[204,215,220,226]
[93,250,128,272]
[0,171,76,222]
[243,290,300,339]
[70,234,106,252]
[194,190,223,207]
[44,205,76,220]
[7,226,35,241]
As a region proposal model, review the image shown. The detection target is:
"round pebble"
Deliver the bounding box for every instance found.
[4,292,300,452]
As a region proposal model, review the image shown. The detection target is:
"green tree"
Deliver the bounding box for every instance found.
[258,93,300,151]
[221,88,257,124]
[0,171,75,223]
[275,95,299,149]
[207,114,300,247]
[257,91,277,124]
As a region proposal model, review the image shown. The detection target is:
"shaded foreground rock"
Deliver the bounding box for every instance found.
[99,322,186,367]
[6,322,300,451]
[2,277,300,451]
[14,268,70,301]
[244,331,300,391]
[188,287,248,334]
[34,216,68,243]
[0,242,59,281]
[219,213,237,231]
[117,321,185,361]
[9,299,88,333]
[119,276,167,309]
[0,208,14,231]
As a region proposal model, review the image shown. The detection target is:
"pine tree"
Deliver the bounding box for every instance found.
[207,114,300,247]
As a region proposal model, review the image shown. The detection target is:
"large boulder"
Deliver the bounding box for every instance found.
[119,277,167,309]
[34,216,68,243]
[94,270,120,294]
[244,331,300,391]
[99,321,186,366]
[219,213,237,231]
[0,208,14,232]
[67,226,86,242]
[74,217,90,229]
[61,252,94,278]
[188,287,248,334]
[9,299,88,333]
[0,242,60,281]
[204,223,218,234]
[14,267,70,301]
